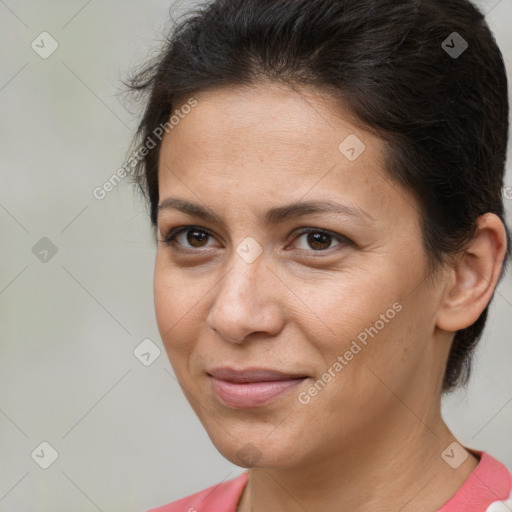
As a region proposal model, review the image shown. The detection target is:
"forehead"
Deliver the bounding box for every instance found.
[165,82,368,164]
[157,83,413,223]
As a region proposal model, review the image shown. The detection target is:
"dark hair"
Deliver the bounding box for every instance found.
[125,0,510,392]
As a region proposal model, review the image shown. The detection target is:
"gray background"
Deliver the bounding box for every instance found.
[0,1,511,511]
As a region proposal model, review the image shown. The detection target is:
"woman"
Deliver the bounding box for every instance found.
[126,0,512,510]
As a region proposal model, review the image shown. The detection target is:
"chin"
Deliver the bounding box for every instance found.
[207,428,302,469]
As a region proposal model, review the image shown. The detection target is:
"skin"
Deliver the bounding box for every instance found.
[153,81,508,512]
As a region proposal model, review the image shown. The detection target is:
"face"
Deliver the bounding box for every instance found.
[154,82,450,469]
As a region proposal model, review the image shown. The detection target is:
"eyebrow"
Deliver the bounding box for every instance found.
[157,197,375,225]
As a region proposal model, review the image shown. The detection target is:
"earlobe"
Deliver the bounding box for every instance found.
[436,213,508,332]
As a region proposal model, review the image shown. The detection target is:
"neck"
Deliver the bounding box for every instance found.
[238,411,478,512]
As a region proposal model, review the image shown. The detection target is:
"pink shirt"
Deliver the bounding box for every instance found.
[147,452,512,512]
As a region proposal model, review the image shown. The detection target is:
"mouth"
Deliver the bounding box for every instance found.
[207,367,309,408]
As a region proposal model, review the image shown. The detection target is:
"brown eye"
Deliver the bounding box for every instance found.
[160,226,217,249]
[292,228,350,253]
[183,229,210,248]
[305,232,332,250]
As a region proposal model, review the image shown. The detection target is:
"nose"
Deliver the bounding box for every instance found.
[206,251,285,344]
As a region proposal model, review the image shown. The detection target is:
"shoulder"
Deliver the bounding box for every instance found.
[439,451,512,511]
[146,471,249,512]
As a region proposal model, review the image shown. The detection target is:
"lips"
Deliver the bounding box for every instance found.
[208,367,307,382]
[207,367,308,408]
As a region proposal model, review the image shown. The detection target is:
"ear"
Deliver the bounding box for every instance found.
[436,213,508,332]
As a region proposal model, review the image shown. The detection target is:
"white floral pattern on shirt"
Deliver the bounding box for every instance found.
[485,490,512,512]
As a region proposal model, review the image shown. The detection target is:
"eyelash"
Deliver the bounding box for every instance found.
[158,225,352,255]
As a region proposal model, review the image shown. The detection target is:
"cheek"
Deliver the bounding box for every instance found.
[339,290,434,395]
[153,263,176,339]
[153,258,206,359]
[298,270,402,352]
[299,261,432,386]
